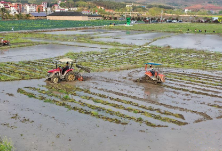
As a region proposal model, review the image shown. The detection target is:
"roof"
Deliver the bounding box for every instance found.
[88,14,102,17]
[30,12,47,17]
[48,12,103,17]
[144,63,162,65]
[48,12,86,16]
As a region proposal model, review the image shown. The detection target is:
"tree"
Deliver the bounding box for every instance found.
[59,2,66,8]
[25,14,31,20]
[0,8,7,20]
[76,1,87,7]
[148,7,161,17]
[67,0,74,8]
[218,17,222,23]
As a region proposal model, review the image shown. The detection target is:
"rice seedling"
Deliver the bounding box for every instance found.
[19,86,167,127]
[106,23,222,34]
[0,136,15,151]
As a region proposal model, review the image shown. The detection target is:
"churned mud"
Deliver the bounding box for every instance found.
[0,68,222,151]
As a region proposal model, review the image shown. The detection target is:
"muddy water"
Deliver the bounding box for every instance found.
[0,44,110,62]
[93,32,174,45]
[41,29,222,52]
[42,29,144,37]
[151,33,222,52]
[1,67,222,150]
[42,30,98,35]
[39,29,222,52]
[27,38,118,49]
[1,68,222,150]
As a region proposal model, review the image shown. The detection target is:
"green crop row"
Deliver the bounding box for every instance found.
[0,20,126,31]
[106,23,222,34]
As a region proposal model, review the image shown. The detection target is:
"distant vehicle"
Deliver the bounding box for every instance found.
[178,20,183,22]
[119,18,124,21]
[166,20,172,23]
[131,20,137,24]
[172,20,177,23]
[151,20,158,23]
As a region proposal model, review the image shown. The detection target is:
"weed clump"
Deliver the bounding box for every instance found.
[0,136,15,151]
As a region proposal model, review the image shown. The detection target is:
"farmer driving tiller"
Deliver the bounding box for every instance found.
[0,37,10,46]
[46,58,90,83]
[138,63,165,84]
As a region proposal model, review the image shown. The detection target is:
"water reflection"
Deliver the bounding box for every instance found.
[0,49,9,55]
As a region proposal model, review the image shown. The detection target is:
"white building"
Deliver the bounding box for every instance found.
[42,2,47,11]
[23,4,36,14]
[9,6,18,14]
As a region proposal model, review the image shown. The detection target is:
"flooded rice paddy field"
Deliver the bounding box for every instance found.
[1,68,222,150]
[0,28,222,150]
[0,43,115,62]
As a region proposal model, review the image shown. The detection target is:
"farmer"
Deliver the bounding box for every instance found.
[149,65,155,76]
[62,62,69,74]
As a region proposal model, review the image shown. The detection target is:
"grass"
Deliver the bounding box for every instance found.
[0,136,14,151]
[107,23,222,34]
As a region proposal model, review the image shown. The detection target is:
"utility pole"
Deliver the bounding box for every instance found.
[161,9,163,22]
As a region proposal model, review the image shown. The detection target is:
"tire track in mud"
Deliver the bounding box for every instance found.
[166,71,222,81]
[163,84,222,99]
[43,85,188,126]
[90,86,212,121]
[166,72,222,86]
[18,86,170,127]
[166,81,222,96]
[90,74,221,116]
[167,78,222,91]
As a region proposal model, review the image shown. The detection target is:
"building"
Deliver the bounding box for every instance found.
[30,12,47,19]
[42,2,47,12]
[0,1,10,10]
[47,12,103,20]
[23,4,36,14]
[11,3,22,13]
[36,5,43,12]
[9,6,18,14]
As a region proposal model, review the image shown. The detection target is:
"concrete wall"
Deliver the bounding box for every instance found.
[47,16,89,20]
[88,17,103,20]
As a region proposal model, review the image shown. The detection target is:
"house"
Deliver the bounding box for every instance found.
[0,1,10,10]
[9,6,18,14]
[29,12,47,19]
[42,2,47,12]
[82,10,91,14]
[105,9,114,13]
[36,5,43,12]
[47,12,103,20]
[23,4,36,14]
[11,3,22,13]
